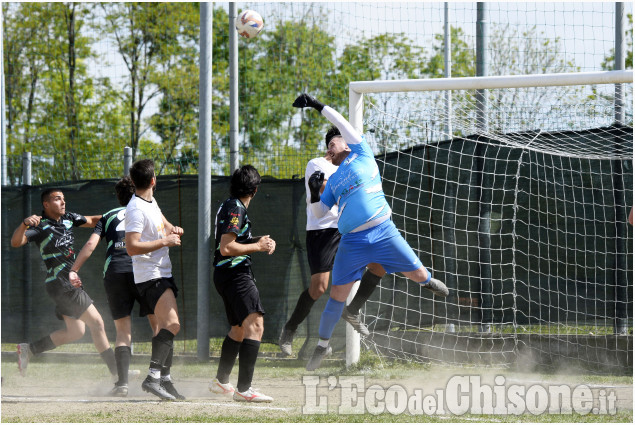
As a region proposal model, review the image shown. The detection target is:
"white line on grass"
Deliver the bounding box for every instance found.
[1,396,293,411]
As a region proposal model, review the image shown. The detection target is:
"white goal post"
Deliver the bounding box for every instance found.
[345,70,634,367]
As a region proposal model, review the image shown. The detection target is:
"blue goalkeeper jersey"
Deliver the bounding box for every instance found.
[320,136,391,234]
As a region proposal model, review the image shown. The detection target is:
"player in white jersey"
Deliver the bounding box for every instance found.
[125,159,185,401]
[292,93,449,371]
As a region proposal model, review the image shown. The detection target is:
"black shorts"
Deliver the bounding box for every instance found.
[104,270,152,320]
[135,277,179,316]
[46,277,94,320]
[306,228,341,275]
[214,266,265,327]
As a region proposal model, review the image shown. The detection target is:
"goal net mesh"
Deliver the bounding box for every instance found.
[359,79,633,371]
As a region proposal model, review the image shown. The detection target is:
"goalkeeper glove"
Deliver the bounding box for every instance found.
[293,93,325,112]
[308,171,325,203]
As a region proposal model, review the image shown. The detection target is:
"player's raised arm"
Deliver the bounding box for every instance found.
[10,215,41,248]
[293,93,362,145]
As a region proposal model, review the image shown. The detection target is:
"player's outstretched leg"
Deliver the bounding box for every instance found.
[306,344,333,371]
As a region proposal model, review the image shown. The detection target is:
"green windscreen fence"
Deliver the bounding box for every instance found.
[2,126,632,352]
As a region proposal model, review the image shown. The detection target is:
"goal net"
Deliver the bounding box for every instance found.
[348,71,633,372]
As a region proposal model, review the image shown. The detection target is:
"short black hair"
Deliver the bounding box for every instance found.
[41,188,63,205]
[325,125,341,149]
[129,159,155,190]
[230,165,261,199]
[115,176,135,206]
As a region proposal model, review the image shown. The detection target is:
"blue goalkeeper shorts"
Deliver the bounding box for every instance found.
[331,219,423,286]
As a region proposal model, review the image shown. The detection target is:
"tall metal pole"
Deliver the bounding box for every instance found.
[22,152,32,340]
[476,2,488,132]
[475,2,491,332]
[444,2,452,137]
[614,2,625,124]
[197,2,212,362]
[229,3,240,173]
[123,146,133,176]
[1,13,8,186]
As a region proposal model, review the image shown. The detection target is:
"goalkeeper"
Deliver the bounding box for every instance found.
[293,93,449,371]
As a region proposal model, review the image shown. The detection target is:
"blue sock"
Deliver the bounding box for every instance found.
[419,267,431,285]
[318,298,346,340]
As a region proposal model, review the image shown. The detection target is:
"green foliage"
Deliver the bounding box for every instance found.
[3,4,608,182]
[602,13,633,70]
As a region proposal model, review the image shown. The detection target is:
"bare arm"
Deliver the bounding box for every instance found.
[71,233,101,272]
[162,214,184,236]
[80,215,102,228]
[11,215,41,248]
[69,233,101,287]
[125,231,181,256]
[220,233,276,256]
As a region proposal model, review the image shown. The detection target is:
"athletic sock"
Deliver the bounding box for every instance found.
[317,338,330,348]
[318,298,345,340]
[161,347,173,378]
[237,338,260,393]
[114,345,132,386]
[216,335,241,384]
[149,328,174,372]
[285,289,317,332]
[100,347,118,376]
[347,270,382,314]
[29,335,56,355]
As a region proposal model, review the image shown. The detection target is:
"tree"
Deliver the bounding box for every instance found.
[99,3,167,159]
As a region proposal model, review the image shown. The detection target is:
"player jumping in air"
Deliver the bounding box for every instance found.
[292,93,449,371]
[279,133,386,356]
[10,189,117,379]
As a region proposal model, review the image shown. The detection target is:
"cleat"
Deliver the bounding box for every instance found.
[17,343,32,377]
[209,378,235,395]
[278,327,295,356]
[233,387,273,403]
[109,384,128,397]
[341,306,370,337]
[306,345,332,371]
[161,379,186,400]
[141,376,175,401]
[421,278,449,297]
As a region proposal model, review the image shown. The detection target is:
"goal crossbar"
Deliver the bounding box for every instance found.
[349,70,633,94]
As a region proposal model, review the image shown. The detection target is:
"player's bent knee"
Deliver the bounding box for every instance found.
[166,322,180,335]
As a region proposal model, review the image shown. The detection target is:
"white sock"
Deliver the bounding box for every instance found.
[161,374,171,382]
[148,368,161,379]
[317,339,330,348]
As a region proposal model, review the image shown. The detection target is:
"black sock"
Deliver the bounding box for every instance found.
[100,347,118,376]
[114,346,131,386]
[30,335,56,355]
[216,335,241,384]
[237,338,260,393]
[150,329,174,371]
[285,289,317,332]
[348,269,382,314]
[161,348,173,379]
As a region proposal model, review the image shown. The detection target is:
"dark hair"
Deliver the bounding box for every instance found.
[230,165,261,199]
[129,159,155,190]
[325,125,341,149]
[41,188,63,205]
[115,176,135,206]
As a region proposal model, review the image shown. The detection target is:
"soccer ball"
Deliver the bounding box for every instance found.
[235,10,264,39]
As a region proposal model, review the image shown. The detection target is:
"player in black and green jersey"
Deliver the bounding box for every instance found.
[70,177,169,397]
[10,188,117,379]
[210,165,276,403]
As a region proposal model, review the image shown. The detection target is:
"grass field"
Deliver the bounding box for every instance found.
[1,344,632,423]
